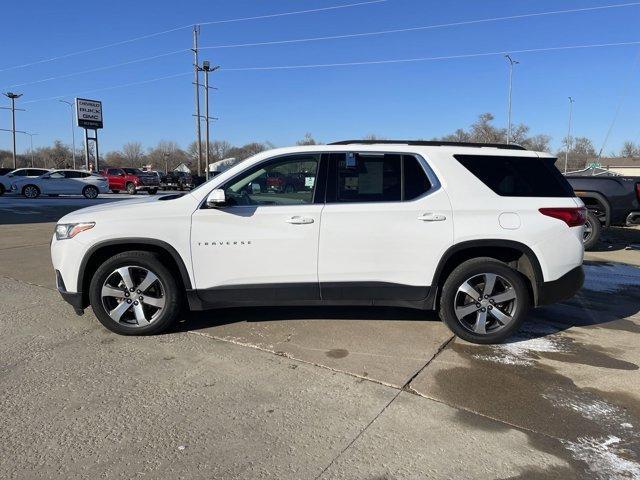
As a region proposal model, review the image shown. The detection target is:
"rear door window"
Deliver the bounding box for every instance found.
[455,155,574,197]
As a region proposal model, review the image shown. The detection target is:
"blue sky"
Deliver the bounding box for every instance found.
[1,0,640,154]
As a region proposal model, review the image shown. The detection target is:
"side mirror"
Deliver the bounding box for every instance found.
[206,189,226,207]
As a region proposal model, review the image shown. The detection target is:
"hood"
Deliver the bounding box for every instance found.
[58,195,169,223]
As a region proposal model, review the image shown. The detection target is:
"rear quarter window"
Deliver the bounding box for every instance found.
[455,155,574,197]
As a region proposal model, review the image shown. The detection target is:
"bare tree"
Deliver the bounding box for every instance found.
[296,133,318,145]
[122,142,145,166]
[557,136,596,171]
[619,141,640,158]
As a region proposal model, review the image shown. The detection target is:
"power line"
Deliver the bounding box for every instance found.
[10,2,640,90]
[201,2,640,51]
[21,39,640,104]
[0,0,387,74]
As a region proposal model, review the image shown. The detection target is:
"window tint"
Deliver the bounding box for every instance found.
[403,155,432,200]
[64,171,87,178]
[455,155,574,198]
[221,155,319,206]
[107,169,119,175]
[49,172,65,179]
[13,169,28,177]
[336,153,401,203]
[31,169,48,176]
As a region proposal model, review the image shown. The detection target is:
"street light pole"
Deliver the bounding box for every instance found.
[192,25,203,177]
[25,132,38,167]
[59,100,77,169]
[199,60,219,182]
[504,55,519,144]
[2,92,24,169]
[564,97,575,174]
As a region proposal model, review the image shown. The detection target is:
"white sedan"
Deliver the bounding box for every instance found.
[0,167,50,195]
[11,169,110,199]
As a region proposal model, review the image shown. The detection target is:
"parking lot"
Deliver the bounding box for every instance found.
[1,193,640,479]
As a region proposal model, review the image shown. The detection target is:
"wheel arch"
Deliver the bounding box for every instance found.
[77,238,192,308]
[429,240,544,309]
[575,191,611,227]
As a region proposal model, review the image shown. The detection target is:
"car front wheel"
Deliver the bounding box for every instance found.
[89,251,181,335]
[439,257,530,344]
[126,183,136,195]
[22,184,40,199]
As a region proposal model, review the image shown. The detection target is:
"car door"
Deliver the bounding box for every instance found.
[318,152,454,302]
[40,171,66,194]
[190,153,325,304]
[109,169,125,190]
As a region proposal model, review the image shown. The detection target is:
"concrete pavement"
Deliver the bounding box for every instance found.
[1,195,640,478]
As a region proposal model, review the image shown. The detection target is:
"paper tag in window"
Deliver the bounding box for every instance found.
[305,177,315,188]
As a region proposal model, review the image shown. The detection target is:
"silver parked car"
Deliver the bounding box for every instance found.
[11,169,109,199]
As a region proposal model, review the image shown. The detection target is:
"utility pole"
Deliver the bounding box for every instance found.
[200,61,220,181]
[1,92,24,169]
[504,55,519,144]
[59,100,77,169]
[564,97,575,174]
[192,25,203,177]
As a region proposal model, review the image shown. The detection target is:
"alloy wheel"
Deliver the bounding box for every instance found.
[101,266,166,327]
[583,220,593,243]
[454,273,518,335]
[84,186,98,199]
[23,185,38,198]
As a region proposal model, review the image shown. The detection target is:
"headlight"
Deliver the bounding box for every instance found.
[55,222,95,240]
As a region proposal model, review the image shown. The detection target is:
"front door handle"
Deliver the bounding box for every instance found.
[418,213,446,222]
[286,216,314,225]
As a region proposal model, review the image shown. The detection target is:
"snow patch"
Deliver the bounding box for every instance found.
[542,391,621,422]
[564,436,640,480]
[583,263,640,294]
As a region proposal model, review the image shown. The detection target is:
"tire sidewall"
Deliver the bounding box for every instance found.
[583,210,601,251]
[126,183,136,195]
[89,252,181,335]
[439,258,530,344]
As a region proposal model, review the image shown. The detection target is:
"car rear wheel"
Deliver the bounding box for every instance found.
[0,184,5,196]
[583,210,601,251]
[22,184,40,199]
[111,189,120,194]
[126,182,136,195]
[439,257,530,344]
[89,251,181,335]
[83,185,99,199]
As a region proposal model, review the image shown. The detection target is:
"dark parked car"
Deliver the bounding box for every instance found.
[565,175,640,249]
[161,171,193,190]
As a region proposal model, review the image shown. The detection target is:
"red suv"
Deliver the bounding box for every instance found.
[101,168,159,195]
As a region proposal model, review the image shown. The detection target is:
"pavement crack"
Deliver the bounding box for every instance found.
[401,334,455,391]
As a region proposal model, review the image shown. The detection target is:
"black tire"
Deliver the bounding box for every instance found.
[89,251,182,335]
[0,184,5,196]
[111,189,120,194]
[22,184,40,199]
[439,257,530,344]
[148,188,158,195]
[284,184,295,193]
[82,185,99,199]
[583,210,601,251]
[126,182,137,195]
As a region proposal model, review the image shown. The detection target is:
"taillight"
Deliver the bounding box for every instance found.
[539,207,586,227]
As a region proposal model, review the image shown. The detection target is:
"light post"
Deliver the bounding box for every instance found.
[59,100,77,169]
[504,55,519,144]
[564,97,575,174]
[2,92,24,169]
[24,132,38,167]
[199,60,219,181]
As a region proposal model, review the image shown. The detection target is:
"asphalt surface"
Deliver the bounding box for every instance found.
[1,193,640,479]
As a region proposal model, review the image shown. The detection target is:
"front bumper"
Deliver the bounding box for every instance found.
[537,266,585,306]
[55,269,84,315]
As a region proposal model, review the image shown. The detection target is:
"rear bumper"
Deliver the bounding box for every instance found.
[537,266,584,306]
[55,269,84,315]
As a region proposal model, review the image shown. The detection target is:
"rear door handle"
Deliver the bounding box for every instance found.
[418,213,446,222]
[286,216,314,225]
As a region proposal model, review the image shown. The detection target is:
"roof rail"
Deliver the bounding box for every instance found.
[328,140,527,151]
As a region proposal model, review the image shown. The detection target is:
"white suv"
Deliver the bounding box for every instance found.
[51,141,585,343]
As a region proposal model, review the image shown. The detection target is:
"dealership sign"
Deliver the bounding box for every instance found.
[76,98,103,129]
